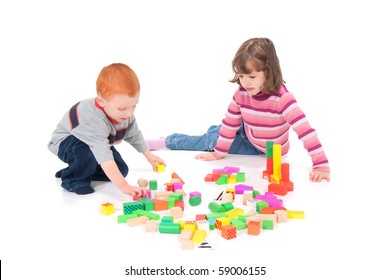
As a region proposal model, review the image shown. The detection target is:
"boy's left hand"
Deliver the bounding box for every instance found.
[310,170,330,182]
[143,150,165,171]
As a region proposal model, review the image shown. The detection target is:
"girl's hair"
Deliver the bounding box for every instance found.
[230,38,284,94]
[96,63,140,99]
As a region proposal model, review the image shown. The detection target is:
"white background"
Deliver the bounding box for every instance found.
[1,0,389,279]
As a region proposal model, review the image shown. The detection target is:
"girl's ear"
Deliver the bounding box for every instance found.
[96,95,105,107]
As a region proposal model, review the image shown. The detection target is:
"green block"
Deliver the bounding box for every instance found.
[158,222,181,234]
[221,202,234,211]
[149,180,158,190]
[256,201,269,213]
[236,172,245,182]
[117,214,137,223]
[216,174,228,185]
[123,201,143,215]
[252,190,260,198]
[230,218,247,230]
[161,216,174,223]
[238,215,248,223]
[189,196,201,206]
[132,209,160,220]
[208,202,225,213]
[170,193,183,201]
[139,197,154,211]
[262,220,274,230]
[206,212,227,219]
[266,141,274,158]
[166,197,175,208]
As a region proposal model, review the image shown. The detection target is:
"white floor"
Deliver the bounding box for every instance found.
[2,143,389,279]
[1,1,389,279]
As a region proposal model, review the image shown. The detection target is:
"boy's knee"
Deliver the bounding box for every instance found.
[120,164,129,177]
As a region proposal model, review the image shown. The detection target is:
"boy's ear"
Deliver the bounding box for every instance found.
[96,96,105,107]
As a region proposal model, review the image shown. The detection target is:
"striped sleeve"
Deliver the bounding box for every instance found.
[280,92,330,172]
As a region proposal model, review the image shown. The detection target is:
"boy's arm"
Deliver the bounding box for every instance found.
[100,160,146,198]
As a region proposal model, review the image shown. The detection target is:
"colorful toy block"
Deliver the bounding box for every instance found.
[123,201,143,215]
[149,180,158,190]
[262,220,274,230]
[221,224,236,240]
[215,217,230,230]
[208,202,225,213]
[247,220,261,235]
[181,240,194,250]
[127,216,149,227]
[100,202,115,216]
[170,206,184,219]
[117,214,137,223]
[230,218,247,230]
[189,195,201,206]
[156,163,165,172]
[274,209,288,223]
[183,221,197,231]
[287,210,304,219]
[179,229,194,241]
[159,222,181,234]
[192,230,207,243]
[145,220,158,232]
[137,178,148,188]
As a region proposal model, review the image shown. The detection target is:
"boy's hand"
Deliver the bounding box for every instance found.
[195,152,218,161]
[143,150,165,171]
[310,170,330,182]
[122,185,147,199]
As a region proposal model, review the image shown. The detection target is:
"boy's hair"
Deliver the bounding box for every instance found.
[230,38,284,94]
[96,63,140,99]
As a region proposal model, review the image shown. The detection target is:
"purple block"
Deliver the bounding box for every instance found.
[234,184,253,194]
[255,192,283,208]
[173,182,183,191]
[190,191,201,198]
[223,166,240,174]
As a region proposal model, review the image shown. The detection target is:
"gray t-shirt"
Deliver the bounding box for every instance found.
[48,98,148,164]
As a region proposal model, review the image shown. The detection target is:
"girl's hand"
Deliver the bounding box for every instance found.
[195,152,218,161]
[310,170,330,182]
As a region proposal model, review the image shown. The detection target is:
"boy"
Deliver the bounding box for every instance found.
[48,63,164,197]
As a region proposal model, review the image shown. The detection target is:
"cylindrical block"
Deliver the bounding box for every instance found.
[149,180,158,190]
[138,178,148,188]
[158,222,181,234]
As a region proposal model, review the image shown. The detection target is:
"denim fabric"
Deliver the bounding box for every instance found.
[166,123,263,155]
[56,135,128,192]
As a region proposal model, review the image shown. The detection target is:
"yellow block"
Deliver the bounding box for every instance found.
[272,144,282,184]
[287,210,305,219]
[100,202,115,215]
[156,163,165,172]
[192,230,207,243]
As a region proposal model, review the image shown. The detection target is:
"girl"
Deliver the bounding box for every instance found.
[148,38,330,182]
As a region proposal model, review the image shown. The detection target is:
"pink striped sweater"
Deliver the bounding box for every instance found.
[213,85,330,172]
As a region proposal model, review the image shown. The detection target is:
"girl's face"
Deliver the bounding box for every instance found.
[237,61,266,95]
[97,93,139,123]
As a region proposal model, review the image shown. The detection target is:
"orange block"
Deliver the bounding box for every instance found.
[172,172,185,184]
[221,224,236,240]
[261,207,275,214]
[153,199,168,211]
[247,220,261,235]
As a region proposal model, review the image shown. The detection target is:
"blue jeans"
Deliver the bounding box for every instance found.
[56,135,128,192]
[166,124,263,155]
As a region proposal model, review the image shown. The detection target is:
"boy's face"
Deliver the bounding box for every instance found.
[97,93,139,123]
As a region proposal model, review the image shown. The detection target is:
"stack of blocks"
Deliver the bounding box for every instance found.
[262,141,294,196]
